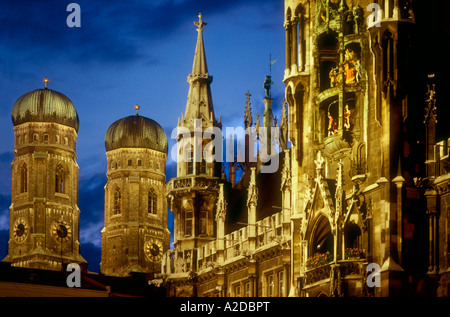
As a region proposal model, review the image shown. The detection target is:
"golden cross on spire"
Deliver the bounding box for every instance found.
[194,12,207,31]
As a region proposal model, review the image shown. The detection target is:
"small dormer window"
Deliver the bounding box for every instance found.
[33,133,39,142]
[43,134,49,142]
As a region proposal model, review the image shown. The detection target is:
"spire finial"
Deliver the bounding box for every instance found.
[43,77,49,89]
[134,104,140,116]
[194,12,207,31]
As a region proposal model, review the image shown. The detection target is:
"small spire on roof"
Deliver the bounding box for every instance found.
[134,104,140,116]
[43,77,49,89]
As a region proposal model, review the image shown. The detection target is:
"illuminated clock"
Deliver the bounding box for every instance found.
[13,217,29,243]
[144,238,163,261]
[51,221,72,243]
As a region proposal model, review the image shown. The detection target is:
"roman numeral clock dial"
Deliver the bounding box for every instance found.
[144,239,162,262]
[51,221,72,243]
[13,217,29,243]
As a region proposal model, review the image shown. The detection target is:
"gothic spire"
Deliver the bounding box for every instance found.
[182,13,219,128]
[192,13,209,77]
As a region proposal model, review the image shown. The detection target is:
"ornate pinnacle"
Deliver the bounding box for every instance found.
[194,12,207,31]
[424,74,437,124]
[244,90,252,128]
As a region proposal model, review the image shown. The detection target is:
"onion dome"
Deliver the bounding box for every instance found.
[105,105,168,154]
[11,78,80,132]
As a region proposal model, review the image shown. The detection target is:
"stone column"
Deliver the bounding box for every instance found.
[247,168,258,250]
[290,17,298,72]
[284,20,291,72]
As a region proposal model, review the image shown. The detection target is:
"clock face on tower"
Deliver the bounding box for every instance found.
[51,221,72,243]
[144,238,163,261]
[13,217,29,243]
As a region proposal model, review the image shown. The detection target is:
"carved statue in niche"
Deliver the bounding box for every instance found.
[329,67,340,87]
[328,111,338,136]
[328,48,361,88]
[344,104,351,131]
[343,48,361,85]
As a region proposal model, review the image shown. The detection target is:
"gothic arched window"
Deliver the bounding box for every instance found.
[312,216,333,256]
[148,188,157,214]
[19,163,27,193]
[55,164,65,194]
[113,188,121,215]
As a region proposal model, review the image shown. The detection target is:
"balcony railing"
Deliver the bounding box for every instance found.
[304,258,368,286]
[166,176,220,194]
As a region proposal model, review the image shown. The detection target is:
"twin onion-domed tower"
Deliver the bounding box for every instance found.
[101,105,170,276]
[3,78,86,270]
[3,77,170,276]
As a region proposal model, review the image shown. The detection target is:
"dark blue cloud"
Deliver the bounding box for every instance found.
[0,0,281,67]
[78,172,106,225]
[0,0,285,272]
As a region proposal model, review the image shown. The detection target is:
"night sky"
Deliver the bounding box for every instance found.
[1,1,449,275]
[0,0,286,273]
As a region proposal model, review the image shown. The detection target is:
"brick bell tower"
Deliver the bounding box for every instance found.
[101,105,170,276]
[3,78,86,271]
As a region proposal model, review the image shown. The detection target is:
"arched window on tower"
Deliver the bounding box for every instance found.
[55,164,65,194]
[19,163,27,193]
[148,188,157,215]
[113,188,121,215]
[187,144,194,175]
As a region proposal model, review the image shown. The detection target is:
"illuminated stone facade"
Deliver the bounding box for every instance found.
[101,110,170,276]
[3,82,86,270]
[161,1,449,297]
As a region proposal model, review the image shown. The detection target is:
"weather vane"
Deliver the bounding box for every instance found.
[268,54,277,77]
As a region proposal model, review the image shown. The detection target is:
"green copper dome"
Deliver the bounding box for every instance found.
[11,88,80,132]
[105,114,168,154]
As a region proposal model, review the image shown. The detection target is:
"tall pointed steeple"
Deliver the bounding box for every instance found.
[181,13,220,130]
